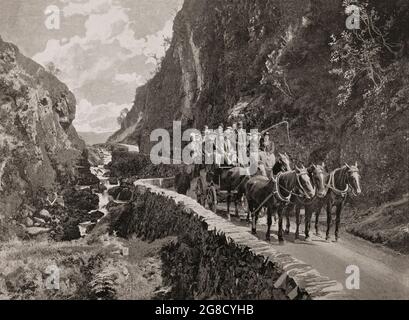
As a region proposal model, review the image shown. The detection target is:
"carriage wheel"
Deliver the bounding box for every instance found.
[206,186,217,213]
[196,178,206,206]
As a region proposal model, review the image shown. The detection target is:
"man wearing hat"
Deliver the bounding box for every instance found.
[259,132,276,177]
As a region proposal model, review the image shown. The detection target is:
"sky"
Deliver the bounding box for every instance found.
[0,0,183,133]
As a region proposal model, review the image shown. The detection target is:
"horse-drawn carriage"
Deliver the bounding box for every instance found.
[188,121,362,244]
[194,163,243,217]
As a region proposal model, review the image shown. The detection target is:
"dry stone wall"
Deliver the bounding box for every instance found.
[132,178,345,300]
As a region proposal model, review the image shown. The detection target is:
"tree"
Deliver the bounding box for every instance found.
[329,0,399,107]
[117,108,129,126]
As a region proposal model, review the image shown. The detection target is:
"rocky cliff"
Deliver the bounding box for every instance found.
[0,36,90,239]
[109,0,409,208]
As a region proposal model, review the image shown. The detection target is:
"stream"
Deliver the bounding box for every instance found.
[78,148,118,236]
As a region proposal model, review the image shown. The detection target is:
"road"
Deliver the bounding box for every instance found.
[186,186,409,300]
[118,143,140,153]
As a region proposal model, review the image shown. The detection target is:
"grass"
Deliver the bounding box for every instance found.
[346,194,409,255]
[0,236,176,300]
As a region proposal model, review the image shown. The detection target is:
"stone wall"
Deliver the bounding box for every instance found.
[130,178,346,300]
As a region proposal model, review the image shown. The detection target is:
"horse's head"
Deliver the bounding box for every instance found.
[278,153,292,172]
[345,162,362,195]
[295,165,316,199]
[310,162,328,198]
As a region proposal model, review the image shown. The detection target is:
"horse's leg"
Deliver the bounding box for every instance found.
[295,205,301,240]
[249,201,257,235]
[325,200,333,242]
[285,205,291,235]
[234,193,239,217]
[226,191,231,221]
[315,203,322,236]
[277,207,284,244]
[334,203,344,242]
[266,206,272,241]
[304,206,312,241]
[245,198,251,222]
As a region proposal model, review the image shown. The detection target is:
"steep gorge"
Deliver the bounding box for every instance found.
[109,0,409,208]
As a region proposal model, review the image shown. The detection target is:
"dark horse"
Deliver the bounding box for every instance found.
[175,165,193,195]
[312,162,362,242]
[245,167,315,243]
[285,163,328,241]
[223,153,292,221]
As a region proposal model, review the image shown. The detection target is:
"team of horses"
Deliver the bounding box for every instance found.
[223,154,362,243]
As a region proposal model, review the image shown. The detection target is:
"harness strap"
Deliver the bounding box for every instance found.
[327,168,349,197]
[274,172,292,202]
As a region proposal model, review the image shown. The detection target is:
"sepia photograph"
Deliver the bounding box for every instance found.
[0,0,408,306]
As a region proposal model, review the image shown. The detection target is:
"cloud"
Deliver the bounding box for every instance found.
[73,98,130,133]
[114,72,144,85]
[62,0,113,17]
[31,0,182,133]
[33,2,176,90]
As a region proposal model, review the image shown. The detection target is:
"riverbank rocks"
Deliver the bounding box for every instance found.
[91,183,107,194]
[63,188,99,212]
[108,186,122,199]
[77,173,100,186]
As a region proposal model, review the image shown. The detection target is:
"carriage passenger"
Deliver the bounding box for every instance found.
[237,121,247,167]
[203,126,217,165]
[258,132,276,178]
[224,126,237,166]
[187,132,202,164]
[247,131,262,174]
[215,124,225,165]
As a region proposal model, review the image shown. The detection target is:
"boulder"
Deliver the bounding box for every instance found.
[63,188,99,211]
[108,186,122,199]
[91,183,107,194]
[117,188,133,201]
[89,210,105,222]
[77,173,100,186]
[24,217,34,227]
[109,177,119,185]
[39,209,52,219]
[26,227,51,236]
[34,217,46,225]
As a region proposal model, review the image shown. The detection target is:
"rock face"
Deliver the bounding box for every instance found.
[0,37,89,239]
[109,0,409,208]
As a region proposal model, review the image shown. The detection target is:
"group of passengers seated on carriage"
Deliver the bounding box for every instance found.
[189,121,278,179]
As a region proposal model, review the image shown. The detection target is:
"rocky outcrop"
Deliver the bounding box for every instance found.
[109,0,409,209]
[0,36,93,239]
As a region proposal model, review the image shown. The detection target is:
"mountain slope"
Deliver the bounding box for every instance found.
[109,0,409,208]
[0,36,88,239]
